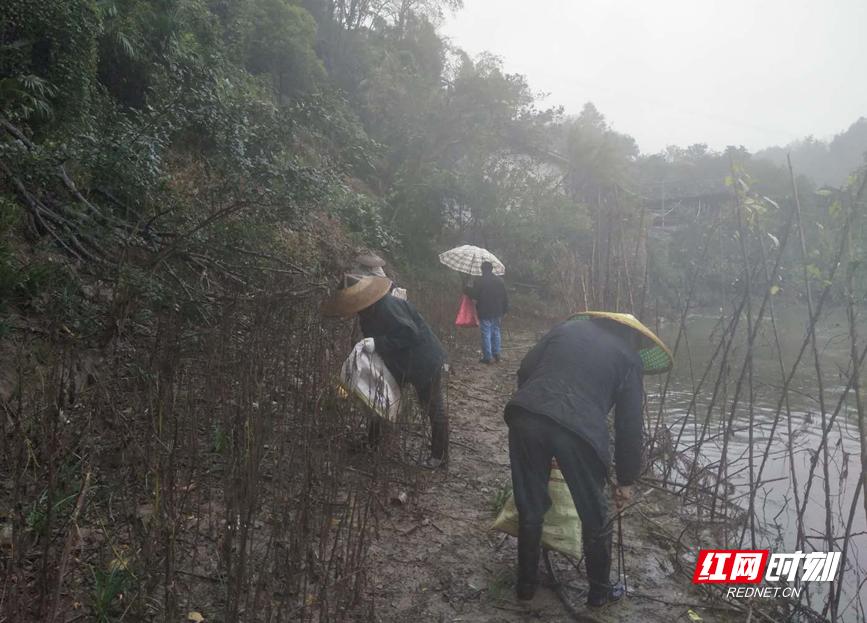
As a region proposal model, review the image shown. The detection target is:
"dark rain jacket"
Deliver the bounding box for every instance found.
[505,319,645,485]
[359,295,447,388]
[464,273,509,320]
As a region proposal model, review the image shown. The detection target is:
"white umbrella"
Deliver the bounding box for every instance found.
[438,245,505,276]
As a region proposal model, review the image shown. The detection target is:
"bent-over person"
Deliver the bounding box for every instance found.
[504,314,671,607]
[323,276,448,468]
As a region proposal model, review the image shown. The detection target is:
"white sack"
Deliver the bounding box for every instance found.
[339,338,402,422]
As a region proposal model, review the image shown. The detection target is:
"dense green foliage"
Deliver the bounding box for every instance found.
[1,0,865,312]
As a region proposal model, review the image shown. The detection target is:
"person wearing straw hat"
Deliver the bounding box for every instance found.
[503,313,672,606]
[322,275,449,468]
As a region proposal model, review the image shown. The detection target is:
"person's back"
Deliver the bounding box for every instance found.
[507,318,643,477]
[470,272,508,320]
[358,294,446,386]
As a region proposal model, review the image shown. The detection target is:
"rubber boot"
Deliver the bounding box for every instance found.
[587,582,625,607]
[585,526,615,606]
[516,524,542,600]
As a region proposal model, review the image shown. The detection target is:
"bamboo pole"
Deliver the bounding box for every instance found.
[845,172,867,526]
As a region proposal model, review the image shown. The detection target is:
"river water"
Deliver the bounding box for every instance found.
[652,308,866,619]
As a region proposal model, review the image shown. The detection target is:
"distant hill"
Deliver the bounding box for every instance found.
[755,117,867,187]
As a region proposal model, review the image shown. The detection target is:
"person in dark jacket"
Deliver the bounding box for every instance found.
[323,276,449,468]
[464,261,509,364]
[504,317,644,606]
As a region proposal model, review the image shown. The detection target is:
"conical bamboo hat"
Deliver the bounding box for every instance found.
[569,311,673,375]
[321,276,392,318]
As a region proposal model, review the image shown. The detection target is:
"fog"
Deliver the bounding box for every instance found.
[443,0,867,153]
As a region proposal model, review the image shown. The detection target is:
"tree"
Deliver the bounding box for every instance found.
[557,103,638,202]
[1,0,100,133]
[235,0,325,98]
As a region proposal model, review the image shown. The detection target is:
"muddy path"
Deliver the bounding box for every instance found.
[365,327,743,623]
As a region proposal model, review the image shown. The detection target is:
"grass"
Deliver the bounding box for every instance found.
[485,567,514,603]
[490,480,512,517]
[89,564,135,623]
[26,489,79,537]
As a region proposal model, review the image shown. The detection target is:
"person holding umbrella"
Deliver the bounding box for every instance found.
[322,276,449,469]
[438,245,508,364]
[503,312,672,606]
[464,261,509,364]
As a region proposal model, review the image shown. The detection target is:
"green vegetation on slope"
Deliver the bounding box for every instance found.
[2,0,866,313]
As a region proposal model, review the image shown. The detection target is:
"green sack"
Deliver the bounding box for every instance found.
[490,468,583,559]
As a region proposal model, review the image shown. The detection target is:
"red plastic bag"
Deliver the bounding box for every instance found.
[454,294,479,328]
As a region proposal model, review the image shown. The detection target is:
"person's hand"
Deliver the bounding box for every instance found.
[613,485,633,512]
[362,339,375,354]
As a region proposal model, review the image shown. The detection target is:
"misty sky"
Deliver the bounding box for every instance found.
[442,0,867,155]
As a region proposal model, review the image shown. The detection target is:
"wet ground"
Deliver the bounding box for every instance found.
[364,328,747,623]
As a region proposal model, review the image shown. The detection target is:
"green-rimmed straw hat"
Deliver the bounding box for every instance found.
[569,311,673,375]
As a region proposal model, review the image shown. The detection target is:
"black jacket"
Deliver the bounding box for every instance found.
[359,295,447,388]
[505,319,644,485]
[465,274,508,320]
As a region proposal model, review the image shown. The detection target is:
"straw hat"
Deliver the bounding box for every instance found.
[569,311,673,375]
[321,276,392,318]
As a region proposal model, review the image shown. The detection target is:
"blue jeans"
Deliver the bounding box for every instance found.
[479,317,502,361]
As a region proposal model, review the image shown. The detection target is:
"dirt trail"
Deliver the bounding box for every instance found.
[366,327,742,623]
